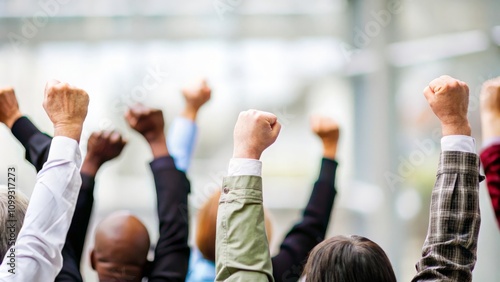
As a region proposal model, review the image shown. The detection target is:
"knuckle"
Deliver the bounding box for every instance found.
[448,80,460,89]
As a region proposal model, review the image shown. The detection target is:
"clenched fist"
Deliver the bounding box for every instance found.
[0,87,22,129]
[43,80,89,141]
[423,75,471,136]
[233,110,281,160]
[125,104,165,142]
[182,79,211,121]
[311,115,340,159]
[125,104,168,158]
[480,77,500,141]
[87,131,127,165]
[82,131,127,176]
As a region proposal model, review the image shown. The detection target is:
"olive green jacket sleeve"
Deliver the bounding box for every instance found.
[215,175,274,282]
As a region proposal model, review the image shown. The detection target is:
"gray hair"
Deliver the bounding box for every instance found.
[0,185,29,263]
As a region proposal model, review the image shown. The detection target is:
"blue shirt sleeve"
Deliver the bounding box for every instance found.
[167,117,198,172]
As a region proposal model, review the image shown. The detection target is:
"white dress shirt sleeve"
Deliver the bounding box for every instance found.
[441,135,476,154]
[0,136,82,282]
[228,158,262,177]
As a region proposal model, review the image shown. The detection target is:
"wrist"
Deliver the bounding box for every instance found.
[233,147,262,160]
[481,113,500,140]
[148,134,169,158]
[54,123,83,142]
[181,105,199,121]
[4,112,22,129]
[441,121,471,137]
[322,144,337,160]
[81,156,102,176]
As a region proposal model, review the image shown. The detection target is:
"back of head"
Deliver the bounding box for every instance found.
[91,211,151,282]
[195,190,220,262]
[0,185,29,263]
[303,235,396,282]
[196,190,273,262]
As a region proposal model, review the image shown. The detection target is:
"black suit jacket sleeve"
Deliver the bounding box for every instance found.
[272,158,338,282]
[66,174,96,265]
[11,116,52,172]
[148,156,191,282]
[55,246,84,282]
[11,116,93,282]
[54,173,94,282]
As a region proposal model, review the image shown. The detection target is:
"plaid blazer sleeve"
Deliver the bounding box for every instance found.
[412,151,482,282]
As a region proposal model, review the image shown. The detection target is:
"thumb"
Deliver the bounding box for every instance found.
[271,121,282,139]
[261,112,278,126]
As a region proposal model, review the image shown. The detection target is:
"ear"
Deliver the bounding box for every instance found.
[90,249,97,270]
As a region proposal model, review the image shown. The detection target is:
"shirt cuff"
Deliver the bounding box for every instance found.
[47,136,82,169]
[482,137,500,149]
[228,158,262,177]
[441,135,476,154]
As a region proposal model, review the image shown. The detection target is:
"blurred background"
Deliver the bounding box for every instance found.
[1,0,499,281]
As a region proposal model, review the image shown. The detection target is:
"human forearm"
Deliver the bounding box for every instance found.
[216,110,280,281]
[10,116,38,145]
[0,137,82,280]
[149,135,169,159]
[54,123,84,142]
[181,105,199,121]
[3,112,21,129]
[412,151,481,282]
[65,173,95,263]
[215,175,274,282]
[148,156,190,281]
[11,116,52,171]
[272,158,337,281]
[80,156,102,176]
[441,121,471,137]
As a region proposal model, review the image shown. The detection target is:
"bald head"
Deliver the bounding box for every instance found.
[91,211,150,281]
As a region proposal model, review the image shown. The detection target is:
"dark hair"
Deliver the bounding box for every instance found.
[303,235,397,282]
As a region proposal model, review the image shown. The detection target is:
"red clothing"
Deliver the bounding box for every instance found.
[480,144,500,228]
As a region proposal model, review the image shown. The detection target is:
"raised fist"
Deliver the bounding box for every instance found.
[480,77,500,140]
[43,80,89,141]
[233,110,281,160]
[125,104,165,144]
[423,75,471,136]
[0,87,22,128]
[87,131,127,165]
[311,115,340,159]
[81,131,127,176]
[182,79,211,120]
